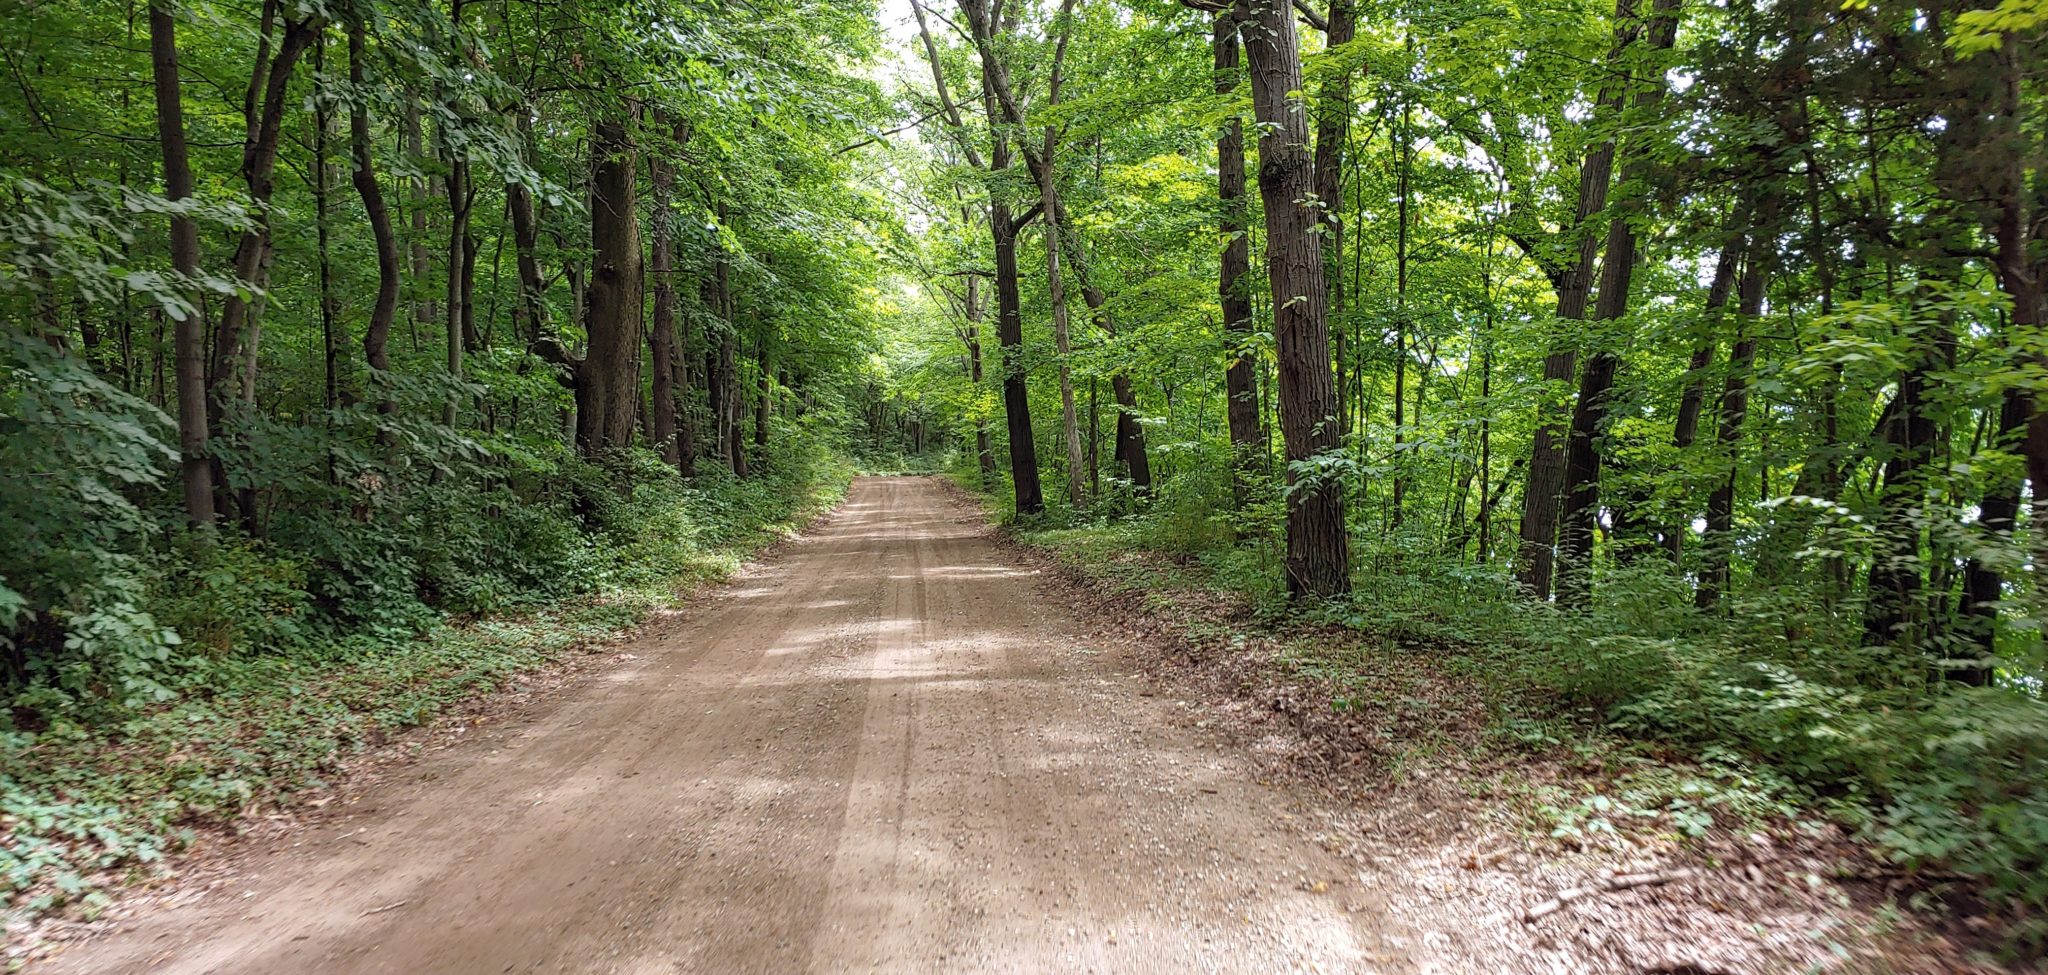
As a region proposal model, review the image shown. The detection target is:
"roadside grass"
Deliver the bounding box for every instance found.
[1,456,851,928]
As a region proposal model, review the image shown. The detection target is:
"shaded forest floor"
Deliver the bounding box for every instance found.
[974,479,2036,974]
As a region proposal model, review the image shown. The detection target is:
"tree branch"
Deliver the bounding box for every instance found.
[1292,0,1328,32]
[834,95,983,156]
[1009,200,1044,232]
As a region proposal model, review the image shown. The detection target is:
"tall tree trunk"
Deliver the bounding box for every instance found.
[1053,218,1152,496]
[703,207,733,469]
[913,0,1003,490]
[965,276,996,484]
[460,223,479,352]
[1553,0,1682,609]
[1694,245,1766,609]
[723,331,745,476]
[1041,169,1084,508]
[1863,338,1940,651]
[1311,0,1356,438]
[1391,70,1412,530]
[753,333,771,451]
[442,153,469,427]
[1242,0,1348,597]
[406,103,434,344]
[1515,0,1655,599]
[959,0,1044,515]
[576,114,643,457]
[989,208,1039,511]
[209,16,315,523]
[148,0,214,525]
[1477,248,1496,559]
[1956,390,2025,683]
[209,18,316,414]
[1963,33,2045,681]
[507,115,547,348]
[1072,275,1151,493]
[347,20,398,428]
[648,119,680,468]
[1037,0,1084,508]
[673,249,698,476]
[1662,236,1741,561]
[1215,12,1262,501]
[313,35,339,413]
[1672,239,1741,452]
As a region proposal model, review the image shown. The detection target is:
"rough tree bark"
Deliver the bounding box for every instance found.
[1311,0,1356,439]
[1215,10,1264,503]
[648,115,681,468]
[1514,0,1658,599]
[576,114,643,457]
[147,0,214,525]
[1241,0,1348,596]
[347,20,398,430]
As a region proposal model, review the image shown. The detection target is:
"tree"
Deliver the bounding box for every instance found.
[1554,0,1683,607]
[147,0,213,525]
[577,114,644,458]
[1215,10,1264,501]
[346,15,400,430]
[1238,0,1350,596]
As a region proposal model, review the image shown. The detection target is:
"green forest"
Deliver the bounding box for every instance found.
[4,0,2048,959]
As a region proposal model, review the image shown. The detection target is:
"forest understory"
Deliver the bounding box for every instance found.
[978,476,2031,973]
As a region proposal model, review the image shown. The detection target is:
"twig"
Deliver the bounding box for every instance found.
[1521,869,1698,923]
[360,899,410,917]
[833,94,984,156]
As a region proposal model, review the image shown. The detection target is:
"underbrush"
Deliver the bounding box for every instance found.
[1003,490,2048,946]
[0,440,851,923]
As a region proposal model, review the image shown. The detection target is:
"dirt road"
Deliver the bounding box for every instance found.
[47,477,1404,974]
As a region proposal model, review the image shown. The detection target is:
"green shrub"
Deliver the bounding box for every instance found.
[0,332,183,718]
[2,442,851,920]
[1869,690,2048,929]
[146,532,309,658]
